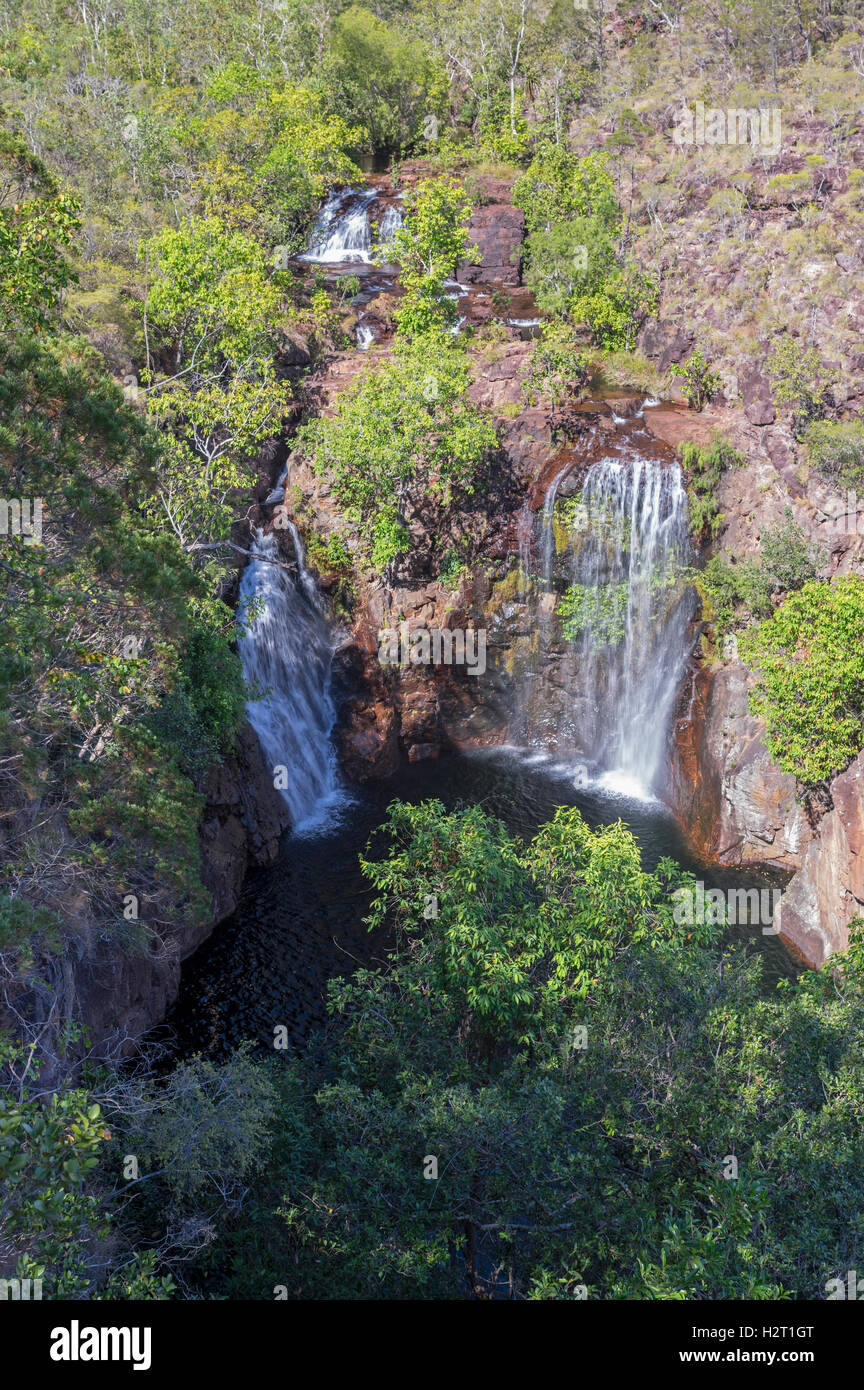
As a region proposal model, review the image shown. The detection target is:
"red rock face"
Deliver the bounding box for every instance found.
[778,755,864,966]
[458,200,525,288]
[669,657,864,968]
[669,659,812,873]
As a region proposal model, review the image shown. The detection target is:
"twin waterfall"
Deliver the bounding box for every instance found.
[236,185,694,830]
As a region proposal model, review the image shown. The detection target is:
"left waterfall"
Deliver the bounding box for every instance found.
[236,528,345,833]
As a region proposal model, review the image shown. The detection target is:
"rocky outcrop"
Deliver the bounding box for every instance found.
[670,659,811,871]
[738,363,776,426]
[2,721,290,1075]
[458,193,525,287]
[636,318,695,373]
[670,656,864,967]
[199,721,292,927]
[779,754,864,966]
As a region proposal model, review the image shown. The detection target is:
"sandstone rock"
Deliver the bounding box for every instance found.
[670,661,811,871]
[636,318,695,372]
[779,754,864,966]
[739,364,776,425]
[458,200,524,288]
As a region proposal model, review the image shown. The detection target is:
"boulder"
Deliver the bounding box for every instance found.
[458,201,524,288]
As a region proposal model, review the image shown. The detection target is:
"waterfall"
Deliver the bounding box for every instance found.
[300,188,403,266]
[374,201,403,256]
[237,529,344,833]
[300,188,377,264]
[515,449,694,799]
[555,455,693,796]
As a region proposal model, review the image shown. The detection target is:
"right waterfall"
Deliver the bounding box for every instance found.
[567,455,694,795]
[517,444,696,800]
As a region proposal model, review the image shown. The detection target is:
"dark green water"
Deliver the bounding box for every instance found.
[164,747,799,1059]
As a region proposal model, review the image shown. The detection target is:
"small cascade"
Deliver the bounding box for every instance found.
[237,529,344,832]
[300,187,378,264]
[374,201,403,256]
[300,187,403,266]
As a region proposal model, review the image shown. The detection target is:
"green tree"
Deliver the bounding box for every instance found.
[739,575,864,783]
[383,177,478,336]
[0,131,80,333]
[207,800,864,1301]
[513,145,656,348]
[325,5,445,156]
[299,332,497,573]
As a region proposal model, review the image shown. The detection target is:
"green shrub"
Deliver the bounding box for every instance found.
[804,418,864,487]
[671,350,723,411]
[739,576,864,783]
[700,510,821,634]
[0,894,63,962]
[680,434,744,539]
[523,321,589,407]
[513,144,656,350]
[299,332,497,573]
[767,338,828,434]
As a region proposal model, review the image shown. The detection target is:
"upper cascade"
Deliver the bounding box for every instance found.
[300,186,403,265]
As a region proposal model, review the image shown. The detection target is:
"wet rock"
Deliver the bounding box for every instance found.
[199,721,292,924]
[408,743,439,762]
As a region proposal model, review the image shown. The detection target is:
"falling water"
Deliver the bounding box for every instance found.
[555,455,694,795]
[300,187,378,264]
[300,188,403,265]
[374,201,403,256]
[237,529,344,833]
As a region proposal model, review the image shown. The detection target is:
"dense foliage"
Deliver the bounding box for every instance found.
[2,0,864,1308]
[513,144,657,349]
[739,576,864,785]
[300,332,497,571]
[185,801,864,1300]
[680,434,744,539]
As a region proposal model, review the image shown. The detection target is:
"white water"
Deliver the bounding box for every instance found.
[301,188,403,265]
[513,449,694,799]
[300,187,378,264]
[237,529,345,833]
[559,456,693,795]
[375,201,403,257]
